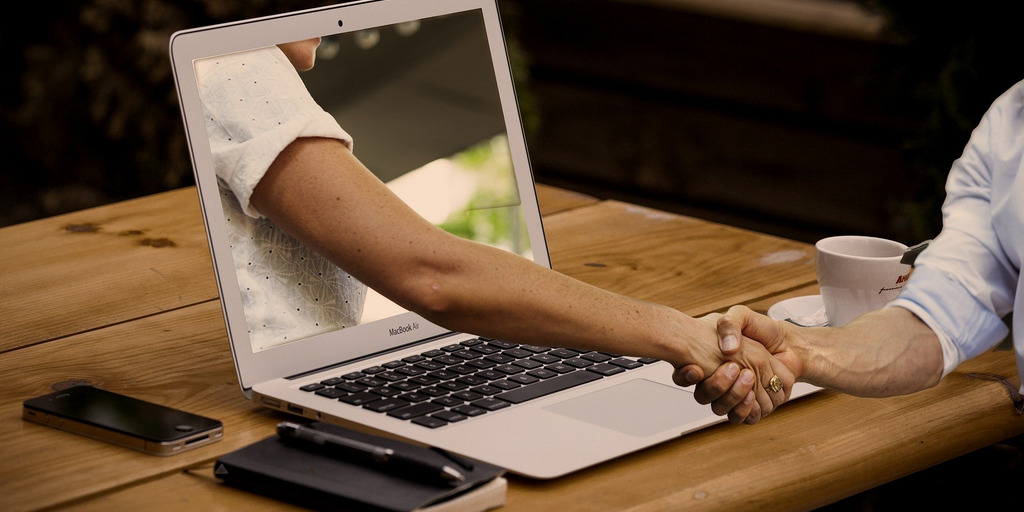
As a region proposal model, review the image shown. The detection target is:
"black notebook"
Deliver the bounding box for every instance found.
[214,422,506,512]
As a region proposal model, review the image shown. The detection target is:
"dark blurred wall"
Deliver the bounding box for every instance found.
[2,0,1023,242]
[0,0,329,227]
[501,0,1024,243]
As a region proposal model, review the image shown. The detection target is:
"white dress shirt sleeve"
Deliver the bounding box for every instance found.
[888,80,1023,381]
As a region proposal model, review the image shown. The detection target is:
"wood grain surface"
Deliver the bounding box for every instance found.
[2,185,1020,512]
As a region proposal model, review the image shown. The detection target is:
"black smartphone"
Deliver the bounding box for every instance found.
[22,385,223,456]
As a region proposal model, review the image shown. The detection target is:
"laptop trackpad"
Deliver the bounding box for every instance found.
[543,379,706,438]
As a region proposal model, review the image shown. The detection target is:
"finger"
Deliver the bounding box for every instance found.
[727,391,759,424]
[671,364,704,387]
[693,363,743,405]
[753,358,793,417]
[709,368,756,418]
[716,315,742,355]
[723,304,788,354]
[742,398,763,425]
[766,357,794,407]
[751,383,776,418]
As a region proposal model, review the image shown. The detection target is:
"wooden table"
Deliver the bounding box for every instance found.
[2,184,1020,511]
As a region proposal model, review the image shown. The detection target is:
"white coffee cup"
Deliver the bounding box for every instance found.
[815,235,912,327]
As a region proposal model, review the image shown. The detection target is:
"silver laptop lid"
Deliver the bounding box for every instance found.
[170,0,546,392]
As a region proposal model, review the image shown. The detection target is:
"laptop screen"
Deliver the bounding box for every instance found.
[172,1,546,389]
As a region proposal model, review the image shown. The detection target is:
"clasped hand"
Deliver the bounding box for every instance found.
[677,306,805,425]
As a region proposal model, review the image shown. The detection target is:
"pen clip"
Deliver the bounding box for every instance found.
[430,446,475,471]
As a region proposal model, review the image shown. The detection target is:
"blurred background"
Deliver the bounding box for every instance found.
[2,0,1023,509]
[3,0,1024,246]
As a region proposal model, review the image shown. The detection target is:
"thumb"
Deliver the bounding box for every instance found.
[672,364,704,387]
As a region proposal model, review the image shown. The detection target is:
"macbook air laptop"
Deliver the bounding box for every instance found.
[170,0,817,479]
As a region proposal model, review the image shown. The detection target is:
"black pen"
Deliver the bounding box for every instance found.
[276,422,466,484]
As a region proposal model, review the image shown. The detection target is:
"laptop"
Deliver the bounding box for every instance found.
[170,0,817,479]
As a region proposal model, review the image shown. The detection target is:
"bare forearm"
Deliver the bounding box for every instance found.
[793,307,944,397]
[413,243,725,370]
[251,137,724,372]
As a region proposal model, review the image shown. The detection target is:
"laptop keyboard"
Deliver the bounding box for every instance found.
[298,337,658,428]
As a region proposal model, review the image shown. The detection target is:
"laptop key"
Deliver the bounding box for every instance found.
[470,344,500,355]
[609,358,643,369]
[586,363,626,376]
[451,390,484,401]
[340,391,381,406]
[390,381,420,392]
[548,348,580,358]
[409,375,440,386]
[364,397,410,413]
[433,355,462,365]
[519,345,550,353]
[432,396,464,407]
[335,382,367,393]
[438,381,469,392]
[451,404,487,417]
[414,360,445,371]
[432,410,467,423]
[490,379,521,390]
[484,354,515,364]
[452,349,484,360]
[369,386,401,397]
[397,392,430,403]
[508,374,540,385]
[496,370,602,404]
[456,375,487,386]
[530,353,560,364]
[563,358,594,368]
[471,398,511,411]
[412,416,448,429]
[429,370,460,380]
[503,348,532,359]
[475,370,505,381]
[545,363,575,374]
[387,402,443,420]
[418,387,449,397]
[512,359,543,370]
[526,369,558,379]
[470,385,501,396]
[581,352,612,363]
[314,387,347,399]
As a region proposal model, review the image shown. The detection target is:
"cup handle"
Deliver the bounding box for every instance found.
[900,239,932,266]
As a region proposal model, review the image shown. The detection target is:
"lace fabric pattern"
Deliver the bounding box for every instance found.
[223,189,367,350]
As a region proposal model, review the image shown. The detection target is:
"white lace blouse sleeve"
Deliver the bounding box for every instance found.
[195,46,352,218]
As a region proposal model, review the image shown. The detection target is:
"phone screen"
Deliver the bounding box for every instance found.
[23,385,223,455]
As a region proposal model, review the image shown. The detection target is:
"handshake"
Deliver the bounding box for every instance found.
[672,236,945,425]
[671,302,945,426]
[670,305,803,426]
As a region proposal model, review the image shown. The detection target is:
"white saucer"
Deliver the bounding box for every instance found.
[767,295,828,326]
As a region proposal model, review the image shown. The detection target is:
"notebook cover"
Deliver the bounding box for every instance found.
[214,422,505,512]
